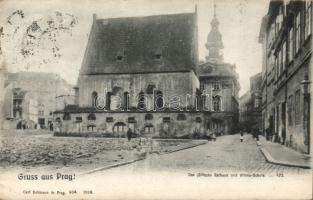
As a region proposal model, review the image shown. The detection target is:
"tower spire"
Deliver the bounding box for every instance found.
[205,3,224,63]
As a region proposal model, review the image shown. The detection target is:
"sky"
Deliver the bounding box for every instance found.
[0,0,269,96]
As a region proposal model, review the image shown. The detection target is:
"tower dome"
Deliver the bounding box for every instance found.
[205,4,224,63]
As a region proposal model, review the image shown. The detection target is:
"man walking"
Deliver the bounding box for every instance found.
[127,128,132,142]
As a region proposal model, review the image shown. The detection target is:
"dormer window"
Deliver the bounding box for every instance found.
[116,55,124,61]
[116,51,125,61]
[153,50,162,60]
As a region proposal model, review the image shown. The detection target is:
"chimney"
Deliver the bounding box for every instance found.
[93,14,97,22]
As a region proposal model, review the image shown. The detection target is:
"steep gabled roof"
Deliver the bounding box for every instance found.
[80,12,198,75]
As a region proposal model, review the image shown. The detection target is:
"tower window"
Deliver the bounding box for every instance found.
[213,81,220,90]
[153,54,162,60]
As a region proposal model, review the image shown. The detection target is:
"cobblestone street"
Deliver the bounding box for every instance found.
[92,134,310,176]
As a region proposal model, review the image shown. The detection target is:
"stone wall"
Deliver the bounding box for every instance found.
[54,111,206,138]
[77,71,199,109]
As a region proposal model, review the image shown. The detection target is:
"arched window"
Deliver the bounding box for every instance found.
[212,96,221,112]
[91,91,98,107]
[123,92,129,110]
[138,91,146,110]
[144,124,154,134]
[87,113,96,120]
[112,122,127,133]
[106,92,112,110]
[154,90,164,110]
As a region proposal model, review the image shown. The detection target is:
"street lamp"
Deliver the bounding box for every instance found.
[300,73,311,154]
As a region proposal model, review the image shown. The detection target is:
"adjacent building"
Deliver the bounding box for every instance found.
[2,72,74,129]
[54,8,240,138]
[239,72,262,133]
[259,0,312,154]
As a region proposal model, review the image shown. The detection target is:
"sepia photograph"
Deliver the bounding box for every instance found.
[0,0,312,199]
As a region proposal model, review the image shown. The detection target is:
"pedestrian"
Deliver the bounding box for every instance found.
[206,128,212,141]
[212,132,216,142]
[240,131,244,142]
[127,128,132,142]
[282,125,286,145]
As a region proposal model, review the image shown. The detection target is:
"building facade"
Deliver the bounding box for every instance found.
[2,72,74,129]
[239,73,262,133]
[54,8,240,138]
[259,0,312,154]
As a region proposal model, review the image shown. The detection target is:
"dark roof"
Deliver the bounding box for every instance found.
[80,12,198,75]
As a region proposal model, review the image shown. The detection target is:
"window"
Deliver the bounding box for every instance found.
[113,122,127,133]
[196,117,202,123]
[295,90,301,125]
[145,114,153,120]
[154,90,163,110]
[63,113,71,120]
[177,114,186,121]
[76,117,82,123]
[153,50,162,60]
[212,96,221,112]
[163,117,170,123]
[295,13,301,53]
[116,51,125,61]
[213,81,220,90]
[106,117,113,123]
[288,95,294,126]
[305,0,312,39]
[128,117,136,123]
[91,91,98,107]
[123,92,129,110]
[137,91,146,110]
[87,113,96,120]
[144,124,154,134]
[282,42,286,72]
[288,28,294,62]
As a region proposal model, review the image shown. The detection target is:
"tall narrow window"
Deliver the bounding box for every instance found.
[212,96,221,112]
[282,42,286,72]
[154,90,163,110]
[213,81,220,90]
[123,92,129,110]
[138,91,146,110]
[295,90,301,125]
[287,95,294,126]
[305,1,312,39]
[288,27,294,62]
[106,92,112,110]
[91,91,98,107]
[295,13,301,53]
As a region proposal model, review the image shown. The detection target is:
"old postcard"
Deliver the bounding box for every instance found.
[0,0,312,199]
